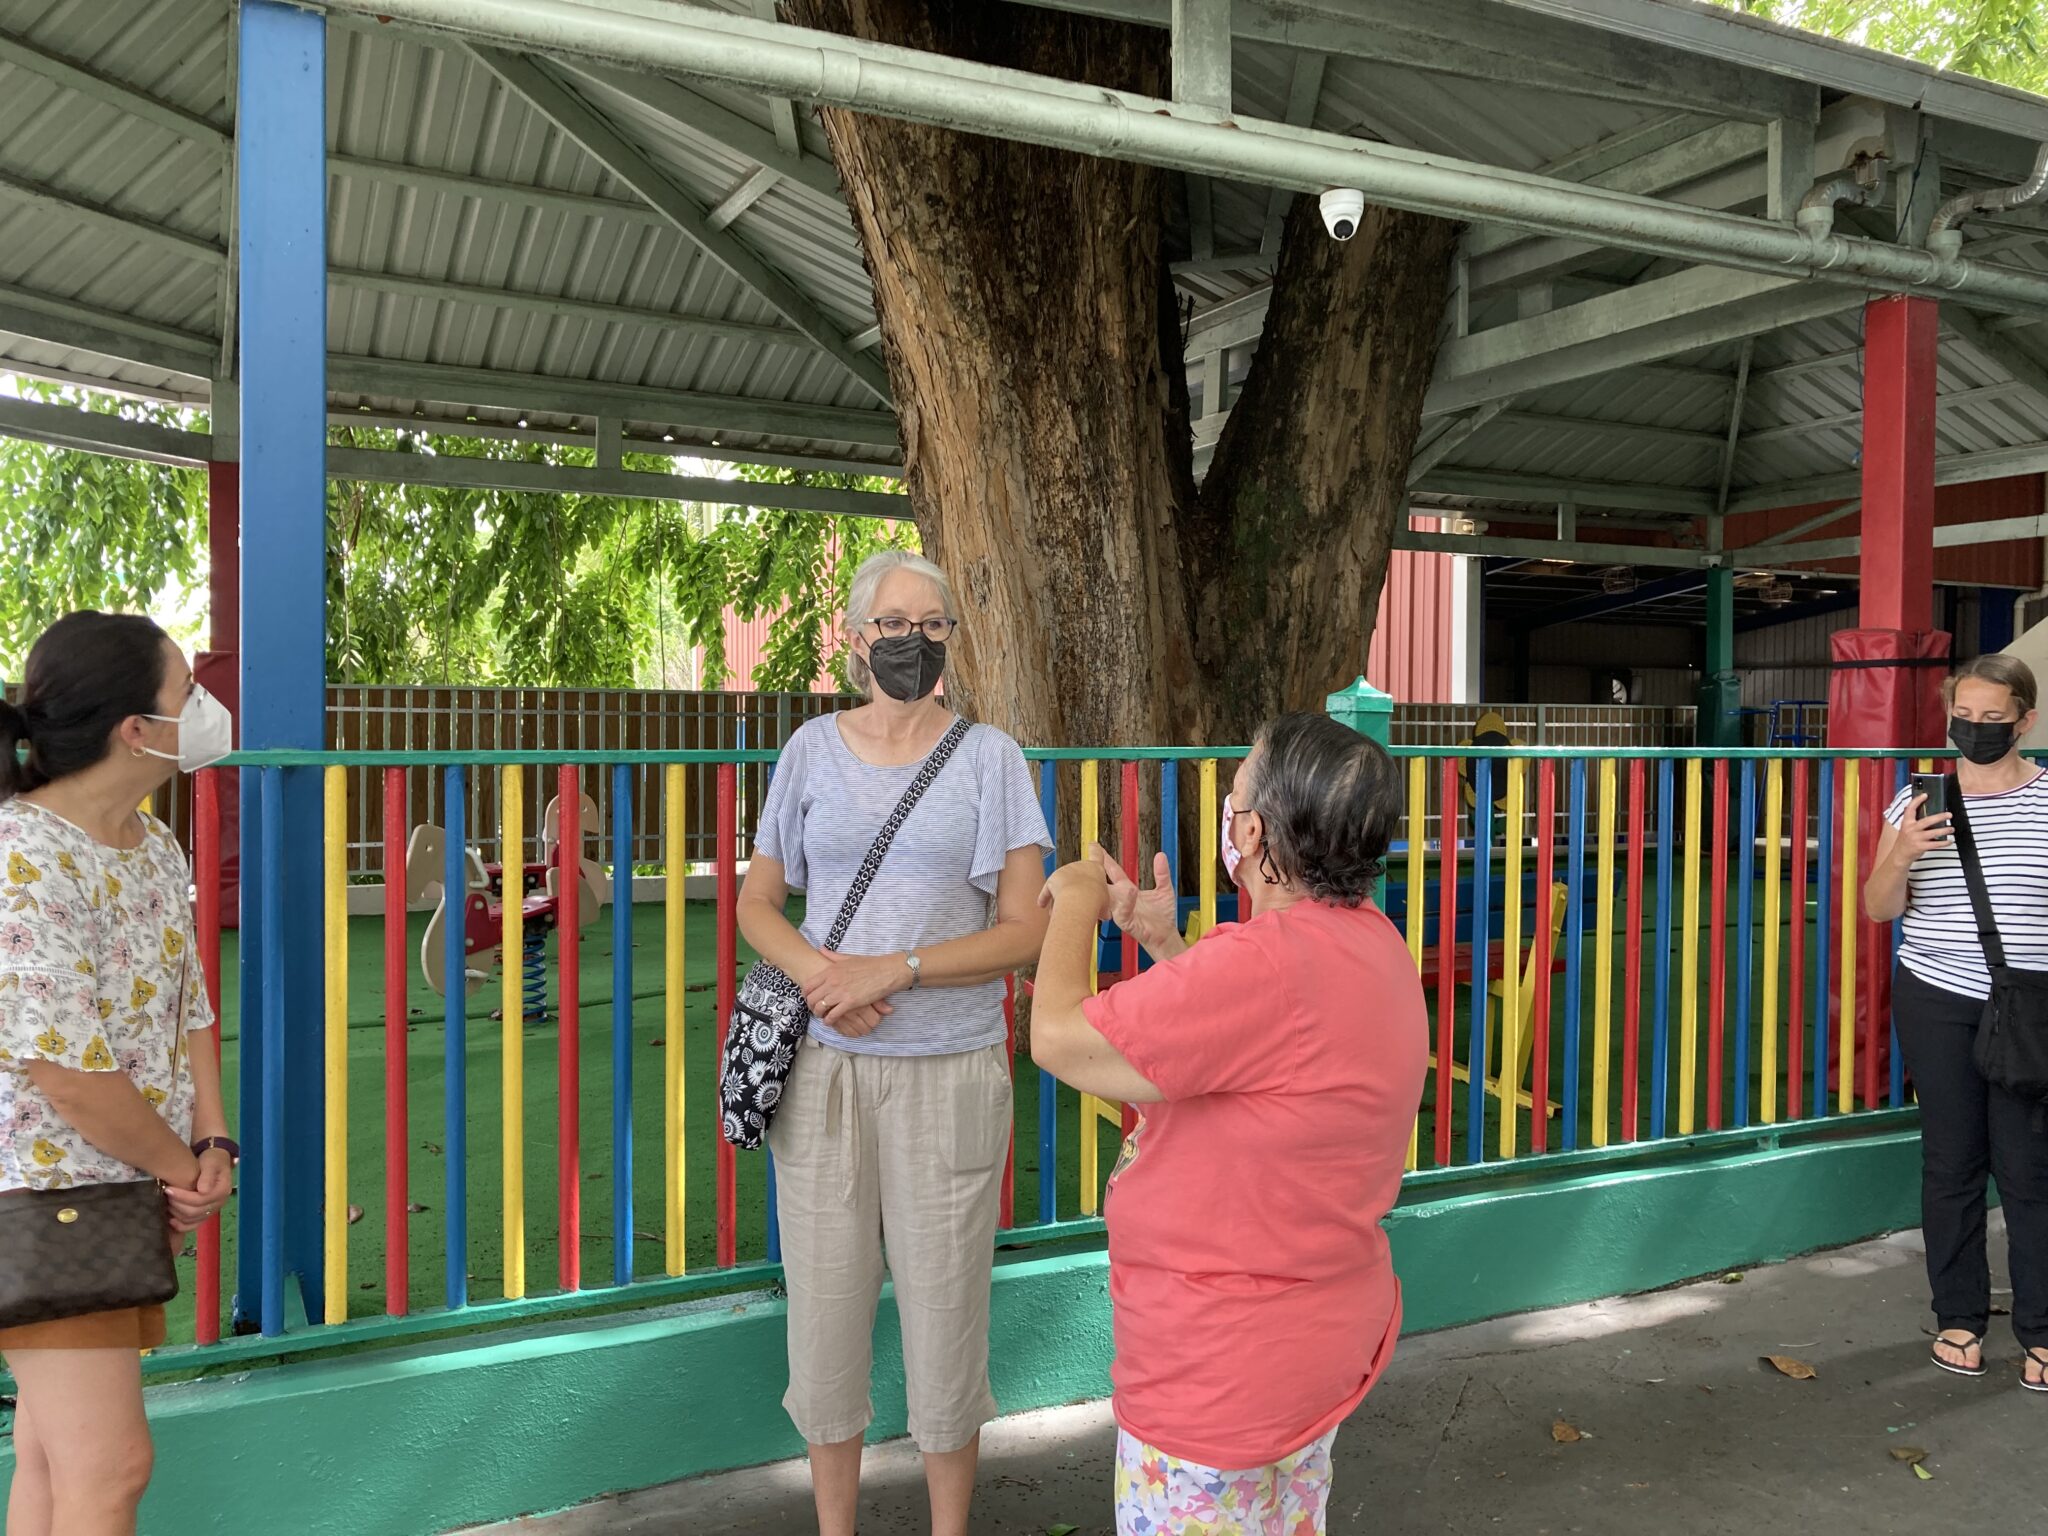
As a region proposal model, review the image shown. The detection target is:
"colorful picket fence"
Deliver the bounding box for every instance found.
[172,744,1937,1350]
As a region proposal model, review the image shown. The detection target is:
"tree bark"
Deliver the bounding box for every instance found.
[1190,198,1463,743]
[787,0,1459,756]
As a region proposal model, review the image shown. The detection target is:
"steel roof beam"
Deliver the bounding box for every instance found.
[1411,469,1715,516]
[707,165,781,231]
[1015,0,1813,123]
[333,409,902,476]
[1728,443,2048,518]
[327,355,900,447]
[467,47,890,401]
[0,285,219,377]
[1424,267,1867,418]
[1398,528,1713,568]
[0,393,212,467]
[1260,53,1325,254]
[327,445,907,515]
[1731,512,2048,566]
[566,63,843,201]
[0,169,226,269]
[328,269,810,352]
[1738,382,2036,446]
[0,28,231,152]
[1942,305,2048,414]
[329,153,665,226]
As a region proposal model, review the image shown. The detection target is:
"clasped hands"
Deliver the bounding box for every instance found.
[166,1146,236,1236]
[801,952,913,1039]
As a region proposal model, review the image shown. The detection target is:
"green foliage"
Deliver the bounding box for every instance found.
[1708,0,2047,93]
[0,378,909,689]
[0,380,208,674]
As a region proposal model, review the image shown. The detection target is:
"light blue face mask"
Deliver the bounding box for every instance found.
[141,684,233,773]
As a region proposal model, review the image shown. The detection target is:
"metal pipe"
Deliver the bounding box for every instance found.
[319,0,2048,319]
[1929,142,2048,252]
[1793,174,1873,239]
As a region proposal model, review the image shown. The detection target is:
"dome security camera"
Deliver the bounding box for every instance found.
[1319,188,1367,241]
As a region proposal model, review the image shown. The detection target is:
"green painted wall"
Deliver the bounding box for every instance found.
[0,1128,1922,1535]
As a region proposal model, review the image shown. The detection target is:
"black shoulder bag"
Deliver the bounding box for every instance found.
[1946,776,2048,1109]
[719,718,970,1149]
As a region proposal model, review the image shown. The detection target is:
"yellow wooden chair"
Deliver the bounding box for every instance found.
[1429,881,1568,1116]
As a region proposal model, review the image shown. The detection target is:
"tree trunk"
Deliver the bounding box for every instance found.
[1189,199,1462,743]
[790,0,1192,752]
[788,0,1459,759]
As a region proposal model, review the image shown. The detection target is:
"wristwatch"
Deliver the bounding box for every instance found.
[904,951,923,990]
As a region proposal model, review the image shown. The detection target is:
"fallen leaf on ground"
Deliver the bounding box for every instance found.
[1913,1463,1934,1481]
[1551,1420,1583,1443]
[346,1205,364,1225]
[1889,1447,1927,1464]
[1762,1354,1817,1380]
[650,1037,665,1048]
[407,1201,429,1214]
[1721,1272,1744,1284]
[1047,1526,1079,1536]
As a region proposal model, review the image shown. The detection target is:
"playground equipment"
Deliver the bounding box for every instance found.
[405,790,610,1013]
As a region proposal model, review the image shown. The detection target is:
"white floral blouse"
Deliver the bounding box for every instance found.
[0,801,214,1192]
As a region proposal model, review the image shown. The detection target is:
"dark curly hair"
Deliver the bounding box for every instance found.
[1244,713,1401,907]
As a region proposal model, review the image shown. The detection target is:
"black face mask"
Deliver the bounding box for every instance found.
[1950,716,2019,766]
[867,633,946,702]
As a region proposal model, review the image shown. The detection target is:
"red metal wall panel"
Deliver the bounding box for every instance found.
[1724,475,2043,589]
[1367,529,1455,702]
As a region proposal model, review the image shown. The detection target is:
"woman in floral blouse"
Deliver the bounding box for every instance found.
[0,612,236,1536]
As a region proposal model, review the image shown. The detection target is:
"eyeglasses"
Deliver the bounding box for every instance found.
[866,616,959,642]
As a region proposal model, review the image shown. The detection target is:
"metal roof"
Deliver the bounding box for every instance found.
[3,0,2048,555]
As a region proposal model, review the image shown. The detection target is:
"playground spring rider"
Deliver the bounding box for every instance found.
[405,791,610,1018]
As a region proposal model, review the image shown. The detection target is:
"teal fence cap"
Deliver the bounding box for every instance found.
[1325,675,1394,712]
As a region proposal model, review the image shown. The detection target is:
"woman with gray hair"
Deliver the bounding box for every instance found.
[739,549,1052,1536]
[1033,713,1427,1535]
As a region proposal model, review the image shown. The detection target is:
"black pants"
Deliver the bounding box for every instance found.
[1893,963,2048,1348]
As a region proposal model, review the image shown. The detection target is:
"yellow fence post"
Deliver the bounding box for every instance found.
[1079,759,1101,1215]
[501,766,525,1300]
[323,765,348,1325]
[1499,759,1524,1161]
[665,764,687,1276]
[1838,762,1859,1115]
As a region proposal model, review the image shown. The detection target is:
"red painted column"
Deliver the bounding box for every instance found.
[1857,296,1938,634]
[200,457,243,925]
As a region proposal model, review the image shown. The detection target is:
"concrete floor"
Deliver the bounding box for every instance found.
[485,1217,2045,1535]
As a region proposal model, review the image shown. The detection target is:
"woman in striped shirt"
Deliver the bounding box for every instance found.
[1867,653,2048,1393]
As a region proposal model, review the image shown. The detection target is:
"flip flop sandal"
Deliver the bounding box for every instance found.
[2023,1348,2048,1394]
[1932,1333,1989,1378]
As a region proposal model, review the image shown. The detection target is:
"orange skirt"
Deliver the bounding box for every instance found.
[0,1304,166,1352]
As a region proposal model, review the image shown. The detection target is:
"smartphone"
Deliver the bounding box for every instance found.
[1910,772,1949,819]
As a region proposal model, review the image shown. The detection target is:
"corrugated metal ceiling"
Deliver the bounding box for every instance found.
[2,0,2048,510]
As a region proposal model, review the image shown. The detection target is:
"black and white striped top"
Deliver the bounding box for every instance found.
[1885,772,2048,1000]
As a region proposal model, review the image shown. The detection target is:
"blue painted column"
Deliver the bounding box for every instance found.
[235,0,329,1331]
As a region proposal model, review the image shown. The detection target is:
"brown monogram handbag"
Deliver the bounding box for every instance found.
[0,946,187,1328]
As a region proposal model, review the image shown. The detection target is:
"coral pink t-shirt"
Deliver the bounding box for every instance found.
[1083,898,1428,1470]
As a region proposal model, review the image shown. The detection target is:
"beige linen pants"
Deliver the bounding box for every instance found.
[767,1035,1013,1454]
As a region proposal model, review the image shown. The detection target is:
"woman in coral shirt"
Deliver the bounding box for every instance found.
[1033,713,1427,1536]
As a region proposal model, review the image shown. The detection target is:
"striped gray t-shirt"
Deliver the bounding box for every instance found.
[753,715,1052,1056]
[1885,771,2048,1000]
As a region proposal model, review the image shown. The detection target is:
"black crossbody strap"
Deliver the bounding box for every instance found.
[1946,775,2008,973]
[820,717,970,954]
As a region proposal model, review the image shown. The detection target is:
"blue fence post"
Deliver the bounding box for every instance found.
[1891,757,1909,1108]
[1468,762,1494,1165]
[1037,761,1059,1224]
[258,769,287,1337]
[235,0,329,1332]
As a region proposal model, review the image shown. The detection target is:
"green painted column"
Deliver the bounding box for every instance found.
[1325,675,1394,746]
[1698,568,1743,747]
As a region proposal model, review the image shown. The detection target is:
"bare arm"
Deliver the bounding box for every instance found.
[23,1061,201,1189]
[736,854,830,987]
[1029,862,1162,1104]
[1864,793,1949,924]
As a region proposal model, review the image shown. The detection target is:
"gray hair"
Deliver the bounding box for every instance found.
[842,550,957,696]
[1244,713,1401,906]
